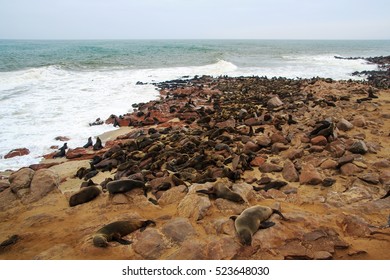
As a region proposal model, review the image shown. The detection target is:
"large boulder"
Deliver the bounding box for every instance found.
[9,168,35,198]
[23,169,60,203]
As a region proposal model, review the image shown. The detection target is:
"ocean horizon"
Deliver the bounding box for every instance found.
[0,39,389,171]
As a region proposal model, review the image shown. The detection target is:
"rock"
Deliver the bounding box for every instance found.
[299,164,323,185]
[133,228,169,259]
[250,156,266,167]
[270,133,288,144]
[313,251,333,260]
[340,163,362,176]
[271,143,290,153]
[23,169,60,203]
[214,199,246,214]
[379,170,390,186]
[320,159,338,169]
[337,154,355,167]
[340,215,371,237]
[267,96,284,108]
[66,148,97,160]
[348,140,368,154]
[310,135,328,146]
[358,173,380,185]
[283,149,304,160]
[33,244,75,260]
[4,148,30,159]
[9,168,35,196]
[0,181,10,192]
[259,162,283,173]
[0,188,18,211]
[337,119,354,131]
[111,194,128,204]
[255,135,272,147]
[232,182,255,201]
[282,160,299,182]
[328,141,346,157]
[161,218,196,244]
[168,239,207,260]
[177,186,211,221]
[373,159,390,169]
[158,185,187,206]
[352,115,366,127]
[216,118,236,129]
[243,141,260,153]
[206,236,240,260]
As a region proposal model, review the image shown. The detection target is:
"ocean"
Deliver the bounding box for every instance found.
[0,40,389,171]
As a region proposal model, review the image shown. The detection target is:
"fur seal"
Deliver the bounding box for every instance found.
[232,205,287,246]
[196,182,245,203]
[93,219,155,247]
[93,137,103,151]
[83,137,93,148]
[69,186,101,207]
[106,179,145,194]
[53,143,68,158]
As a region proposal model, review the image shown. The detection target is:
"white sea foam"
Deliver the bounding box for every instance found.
[0,56,378,171]
[0,60,238,171]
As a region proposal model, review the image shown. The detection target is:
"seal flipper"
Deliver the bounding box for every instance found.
[258,221,275,229]
[114,237,132,245]
[272,209,288,221]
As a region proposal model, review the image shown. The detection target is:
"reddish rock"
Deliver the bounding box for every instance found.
[283,148,304,160]
[133,228,169,259]
[23,169,60,204]
[29,162,61,171]
[327,140,346,158]
[310,135,328,146]
[340,163,362,176]
[282,160,299,182]
[299,164,323,185]
[244,117,263,126]
[206,236,240,260]
[259,162,283,173]
[243,141,260,153]
[216,118,235,129]
[255,135,272,147]
[9,167,35,195]
[4,148,30,159]
[340,215,371,237]
[320,159,338,170]
[250,156,266,167]
[352,115,367,127]
[161,218,196,243]
[270,133,288,144]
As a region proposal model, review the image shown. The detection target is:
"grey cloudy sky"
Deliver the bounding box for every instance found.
[0,0,389,39]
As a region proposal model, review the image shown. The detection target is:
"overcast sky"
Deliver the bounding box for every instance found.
[0,0,389,40]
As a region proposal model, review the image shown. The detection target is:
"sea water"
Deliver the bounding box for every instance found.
[0,40,389,171]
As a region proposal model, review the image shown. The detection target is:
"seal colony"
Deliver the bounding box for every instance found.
[0,55,389,260]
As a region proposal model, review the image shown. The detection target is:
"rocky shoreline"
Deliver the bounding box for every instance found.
[0,56,389,260]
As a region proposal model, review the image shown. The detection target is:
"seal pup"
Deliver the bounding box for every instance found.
[93,219,156,247]
[83,137,93,148]
[196,181,245,203]
[69,186,101,207]
[93,137,103,151]
[106,179,145,194]
[53,143,68,158]
[231,205,287,246]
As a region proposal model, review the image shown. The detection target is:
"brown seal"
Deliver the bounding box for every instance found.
[93,219,155,247]
[231,205,287,246]
[69,186,101,207]
[196,181,245,203]
[106,179,145,194]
